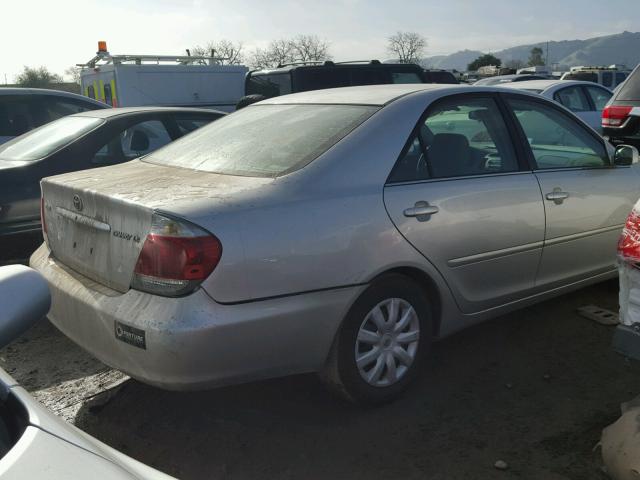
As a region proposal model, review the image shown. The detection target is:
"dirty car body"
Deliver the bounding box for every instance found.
[31,84,640,400]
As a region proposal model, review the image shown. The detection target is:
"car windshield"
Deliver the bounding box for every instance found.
[143,104,378,177]
[0,116,103,162]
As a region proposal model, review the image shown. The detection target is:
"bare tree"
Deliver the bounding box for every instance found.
[291,35,331,63]
[250,36,331,69]
[64,66,81,84]
[250,39,296,69]
[387,32,427,64]
[192,40,244,65]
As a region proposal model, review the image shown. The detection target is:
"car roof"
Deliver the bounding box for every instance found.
[251,62,422,75]
[0,87,106,105]
[260,83,472,106]
[72,106,226,119]
[499,79,611,92]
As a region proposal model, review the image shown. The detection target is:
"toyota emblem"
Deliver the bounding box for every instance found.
[73,194,83,212]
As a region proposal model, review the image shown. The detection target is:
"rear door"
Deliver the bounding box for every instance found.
[383,93,545,313]
[504,95,640,287]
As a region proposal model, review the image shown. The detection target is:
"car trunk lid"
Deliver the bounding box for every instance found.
[41,160,270,293]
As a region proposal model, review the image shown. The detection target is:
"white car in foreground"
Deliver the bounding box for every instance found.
[0,265,173,479]
[500,80,612,132]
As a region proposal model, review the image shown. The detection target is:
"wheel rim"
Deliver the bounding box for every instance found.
[355,298,420,387]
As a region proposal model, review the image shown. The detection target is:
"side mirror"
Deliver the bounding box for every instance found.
[614,145,640,166]
[0,266,50,349]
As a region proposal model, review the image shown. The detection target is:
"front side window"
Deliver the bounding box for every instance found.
[143,104,378,177]
[388,96,518,182]
[602,71,613,88]
[507,97,608,169]
[0,116,103,161]
[92,119,173,165]
[616,72,628,86]
[554,86,590,112]
[585,86,612,111]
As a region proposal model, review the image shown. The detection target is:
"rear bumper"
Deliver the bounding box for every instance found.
[30,244,362,390]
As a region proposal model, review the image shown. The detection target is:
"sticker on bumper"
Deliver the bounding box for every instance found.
[114,321,146,349]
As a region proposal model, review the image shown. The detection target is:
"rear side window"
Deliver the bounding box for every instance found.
[392,72,423,84]
[388,96,517,182]
[553,86,590,112]
[175,116,218,135]
[143,104,378,177]
[602,72,613,88]
[616,72,628,86]
[296,69,351,91]
[246,74,292,97]
[92,119,173,165]
[617,67,640,101]
[585,86,612,110]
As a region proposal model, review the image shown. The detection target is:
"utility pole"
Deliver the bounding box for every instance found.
[546,41,549,70]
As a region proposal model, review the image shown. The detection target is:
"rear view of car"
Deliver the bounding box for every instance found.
[603,64,640,149]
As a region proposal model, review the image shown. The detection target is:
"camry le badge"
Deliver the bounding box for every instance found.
[73,194,83,212]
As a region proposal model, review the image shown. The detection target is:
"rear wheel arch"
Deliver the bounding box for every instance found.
[371,267,442,337]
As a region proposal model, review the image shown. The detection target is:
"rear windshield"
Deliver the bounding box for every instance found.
[617,67,640,101]
[143,104,378,177]
[0,116,103,162]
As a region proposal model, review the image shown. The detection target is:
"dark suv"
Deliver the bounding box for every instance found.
[241,61,437,105]
[602,64,640,149]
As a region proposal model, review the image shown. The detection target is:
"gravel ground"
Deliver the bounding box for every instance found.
[1,279,638,480]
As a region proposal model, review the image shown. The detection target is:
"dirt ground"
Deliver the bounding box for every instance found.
[1,279,638,480]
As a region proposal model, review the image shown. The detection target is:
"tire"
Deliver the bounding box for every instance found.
[320,274,433,405]
[235,94,267,110]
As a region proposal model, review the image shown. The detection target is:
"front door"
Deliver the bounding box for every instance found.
[504,95,640,288]
[383,94,545,314]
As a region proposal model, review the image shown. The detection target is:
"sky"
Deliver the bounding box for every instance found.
[2,0,639,82]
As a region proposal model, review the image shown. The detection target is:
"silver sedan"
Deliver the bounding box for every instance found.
[31,84,640,404]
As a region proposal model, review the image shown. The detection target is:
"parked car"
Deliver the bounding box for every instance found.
[0,88,107,145]
[31,84,640,405]
[0,264,175,478]
[238,60,428,107]
[473,74,550,86]
[602,63,640,150]
[500,79,612,131]
[0,106,224,264]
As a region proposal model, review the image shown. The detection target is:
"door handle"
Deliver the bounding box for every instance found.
[403,201,439,219]
[545,189,570,205]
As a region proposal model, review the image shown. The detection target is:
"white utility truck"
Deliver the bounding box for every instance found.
[78,41,247,112]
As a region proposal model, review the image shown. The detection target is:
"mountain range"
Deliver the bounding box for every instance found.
[422,31,640,71]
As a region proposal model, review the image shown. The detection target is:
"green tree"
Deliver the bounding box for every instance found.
[15,66,62,88]
[528,47,545,67]
[467,54,501,71]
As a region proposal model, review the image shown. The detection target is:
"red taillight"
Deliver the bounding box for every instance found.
[131,214,222,297]
[602,105,633,128]
[618,210,640,263]
[40,197,47,235]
